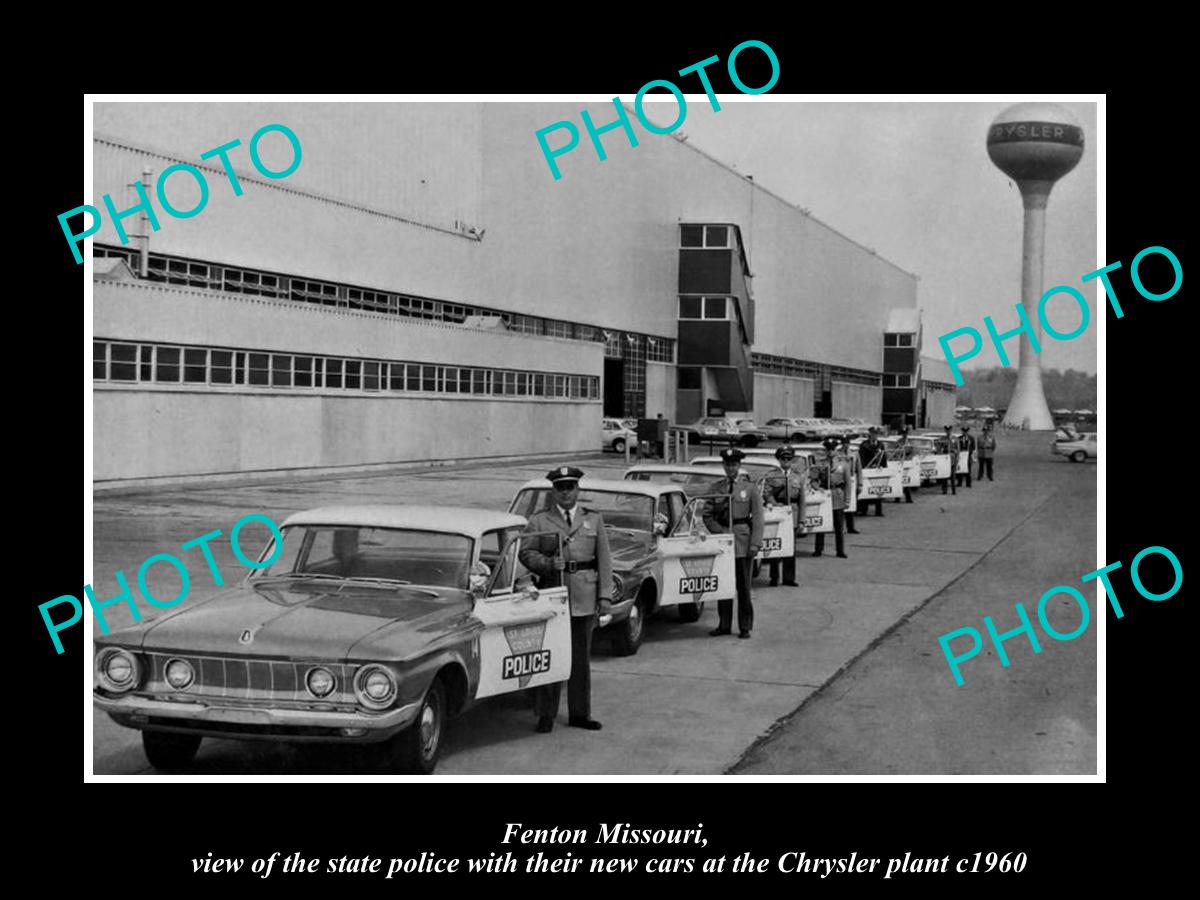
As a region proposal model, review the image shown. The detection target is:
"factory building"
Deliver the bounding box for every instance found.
[90,102,950,484]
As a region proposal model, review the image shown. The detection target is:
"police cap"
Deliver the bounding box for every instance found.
[775,444,795,460]
[823,437,840,451]
[868,426,880,435]
[547,465,584,485]
[720,447,745,463]
[839,434,852,445]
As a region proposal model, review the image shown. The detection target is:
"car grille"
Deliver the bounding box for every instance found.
[143,652,356,705]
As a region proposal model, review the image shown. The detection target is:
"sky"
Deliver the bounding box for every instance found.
[670,99,1099,375]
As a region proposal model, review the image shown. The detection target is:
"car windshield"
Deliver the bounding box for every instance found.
[512,489,655,531]
[254,525,472,589]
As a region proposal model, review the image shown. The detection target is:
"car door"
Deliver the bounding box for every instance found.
[471,531,571,700]
[655,494,736,608]
[756,475,795,561]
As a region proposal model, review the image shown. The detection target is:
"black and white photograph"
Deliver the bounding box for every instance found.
[77,93,1103,779]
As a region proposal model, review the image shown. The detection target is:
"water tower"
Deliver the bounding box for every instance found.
[986,103,1084,430]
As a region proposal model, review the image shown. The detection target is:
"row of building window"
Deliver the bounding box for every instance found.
[93,245,675,364]
[884,333,916,347]
[93,340,602,400]
[678,296,732,320]
[883,373,914,388]
[679,224,732,249]
[751,353,882,388]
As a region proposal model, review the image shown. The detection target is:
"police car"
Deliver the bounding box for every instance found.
[509,478,736,656]
[93,506,575,775]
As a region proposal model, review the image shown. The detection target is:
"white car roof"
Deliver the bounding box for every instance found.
[282,505,527,537]
[625,464,727,475]
[515,476,684,498]
[692,456,780,469]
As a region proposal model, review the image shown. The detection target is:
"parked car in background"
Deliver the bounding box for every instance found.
[679,416,743,446]
[732,419,767,446]
[602,417,639,453]
[93,506,573,775]
[509,478,735,655]
[1052,432,1097,463]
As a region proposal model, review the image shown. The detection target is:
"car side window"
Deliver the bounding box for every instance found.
[668,492,686,528]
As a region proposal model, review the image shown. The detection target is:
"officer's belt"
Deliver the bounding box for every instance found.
[563,559,597,573]
[731,517,752,526]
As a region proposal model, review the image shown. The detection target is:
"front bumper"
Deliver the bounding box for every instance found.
[95,693,421,743]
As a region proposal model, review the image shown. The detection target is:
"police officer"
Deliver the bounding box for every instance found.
[520,466,613,733]
[941,424,958,495]
[958,425,977,488]
[760,445,806,587]
[812,438,849,559]
[977,423,997,481]
[839,434,862,534]
[858,427,887,517]
[894,427,914,504]
[702,448,764,639]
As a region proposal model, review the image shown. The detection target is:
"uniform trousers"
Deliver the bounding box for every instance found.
[813,509,846,556]
[978,458,994,481]
[717,556,754,634]
[532,613,594,720]
[858,498,884,516]
[768,553,797,584]
[941,475,957,495]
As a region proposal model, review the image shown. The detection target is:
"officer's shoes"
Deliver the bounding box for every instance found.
[768,579,778,587]
[837,552,848,559]
[738,632,751,639]
[536,717,554,734]
[709,627,732,636]
[568,717,603,730]
[783,580,799,587]
[811,551,822,557]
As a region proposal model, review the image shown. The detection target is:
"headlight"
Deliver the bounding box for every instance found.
[96,648,141,693]
[305,666,336,699]
[611,573,625,600]
[164,658,195,690]
[354,665,397,710]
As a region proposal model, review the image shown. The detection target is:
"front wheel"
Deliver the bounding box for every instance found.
[610,597,645,656]
[791,433,805,443]
[388,679,445,774]
[142,731,202,770]
[612,438,625,454]
[1070,450,1086,463]
[678,600,704,623]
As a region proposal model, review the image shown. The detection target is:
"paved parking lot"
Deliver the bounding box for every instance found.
[91,433,1096,775]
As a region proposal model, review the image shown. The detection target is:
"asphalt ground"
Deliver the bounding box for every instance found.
[90,432,1095,775]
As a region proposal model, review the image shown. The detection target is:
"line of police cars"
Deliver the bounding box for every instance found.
[93,424,968,773]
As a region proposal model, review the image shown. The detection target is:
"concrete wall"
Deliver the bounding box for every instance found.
[753,373,816,419]
[923,388,957,429]
[832,382,883,423]
[94,280,603,481]
[94,391,597,481]
[644,361,675,421]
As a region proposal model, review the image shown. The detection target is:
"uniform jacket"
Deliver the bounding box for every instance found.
[519,506,613,617]
[977,432,997,459]
[811,457,850,510]
[859,439,887,469]
[944,434,960,473]
[702,475,765,557]
[759,467,807,534]
[960,433,978,460]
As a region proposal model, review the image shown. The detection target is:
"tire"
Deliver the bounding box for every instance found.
[612,438,625,454]
[610,596,646,656]
[1070,450,1086,463]
[741,435,760,448]
[678,600,705,623]
[142,730,201,770]
[389,678,446,774]
[790,433,804,443]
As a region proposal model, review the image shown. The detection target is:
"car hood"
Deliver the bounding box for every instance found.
[126,579,470,660]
